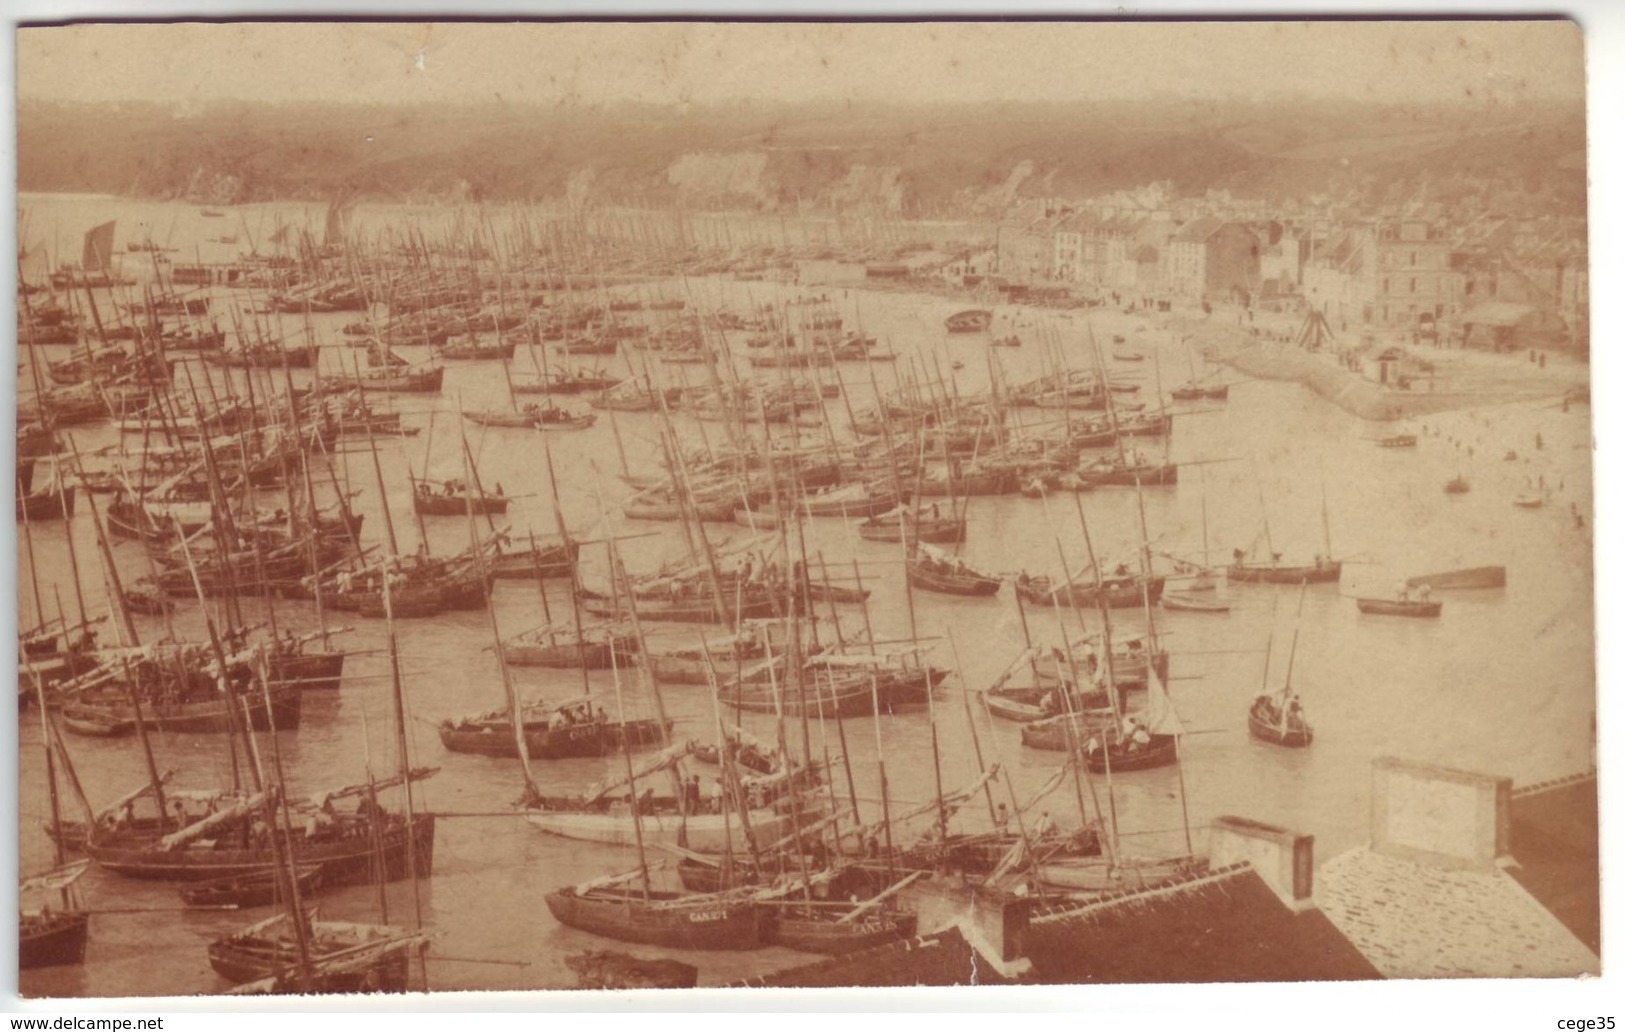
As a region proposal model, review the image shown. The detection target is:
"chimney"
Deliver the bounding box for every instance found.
[1209,816,1316,912]
[1370,757,1512,871]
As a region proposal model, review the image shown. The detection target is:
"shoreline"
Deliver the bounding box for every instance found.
[1176,316,1578,423]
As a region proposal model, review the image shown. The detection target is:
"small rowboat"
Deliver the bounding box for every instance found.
[1513,493,1545,509]
[61,711,137,738]
[1375,434,1418,448]
[463,409,537,429]
[804,582,870,604]
[1355,597,1442,618]
[534,412,597,431]
[768,909,919,955]
[1405,566,1505,591]
[982,692,1049,724]
[1248,694,1312,748]
[1112,351,1145,363]
[181,864,327,909]
[1160,593,1229,613]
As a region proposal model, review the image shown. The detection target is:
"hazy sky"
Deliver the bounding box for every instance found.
[18,21,1584,109]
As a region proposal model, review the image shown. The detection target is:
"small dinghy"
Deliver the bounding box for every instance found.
[1160,593,1230,613]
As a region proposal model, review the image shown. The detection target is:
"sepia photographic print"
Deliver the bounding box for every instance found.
[11,18,1599,1000]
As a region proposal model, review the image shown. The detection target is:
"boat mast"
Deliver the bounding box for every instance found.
[540,434,592,698]
[459,429,540,801]
[1281,579,1310,710]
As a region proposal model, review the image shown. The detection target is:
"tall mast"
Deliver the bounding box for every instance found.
[459,429,540,800]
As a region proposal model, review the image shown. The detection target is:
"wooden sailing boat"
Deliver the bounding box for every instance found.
[1249,584,1314,748]
[1229,471,1342,584]
[22,681,91,970]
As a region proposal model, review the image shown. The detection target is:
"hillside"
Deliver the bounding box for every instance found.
[17,98,1588,216]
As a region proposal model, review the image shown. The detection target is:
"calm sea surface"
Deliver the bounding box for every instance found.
[15,195,1596,995]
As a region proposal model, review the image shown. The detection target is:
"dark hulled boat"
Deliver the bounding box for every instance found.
[85,810,435,884]
[439,711,672,761]
[544,885,767,951]
[181,864,327,909]
[20,911,91,970]
[1355,597,1442,618]
[209,911,421,992]
[60,682,303,735]
[945,309,993,333]
[1014,571,1164,609]
[768,908,919,955]
[1228,558,1342,585]
[1248,694,1312,748]
[906,551,1002,597]
[856,511,965,545]
[500,625,634,668]
[1082,730,1179,772]
[412,483,510,516]
[17,484,76,521]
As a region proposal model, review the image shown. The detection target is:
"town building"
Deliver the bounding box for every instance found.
[1165,217,1261,301]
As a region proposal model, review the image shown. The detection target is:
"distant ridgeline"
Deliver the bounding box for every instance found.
[16,98,1588,215]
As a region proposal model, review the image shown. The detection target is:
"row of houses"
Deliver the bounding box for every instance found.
[987,201,1587,348]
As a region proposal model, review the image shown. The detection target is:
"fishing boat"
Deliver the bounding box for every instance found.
[355,364,444,393]
[1014,570,1164,609]
[856,507,965,545]
[1033,854,1198,894]
[462,408,539,429]
[17,484,76,521]
[1073,455,1177,487]
[558,336,619,356]
[1405,566,1506,591]
[20,908,91,970]
[533,405,596,431]
[436,338,516,361]
[61,682,303,735]
[1248,693,1312,748]
[905,546,1001,597]
[722,667,880,718]
[805,581,871,604]
[438,697,671,761]
[20,862,92,970]
[526,801,796,854]
[545,882,767,951]
[209,910,423,992]
[205,346,317,369]
[576,584,781,625]
[1080,729,1179,772]
[1228,555,1342,585]
[643,623,789,684]
[411,479,510,516]
[799,483,898,518]
[510,370,622,395]
[1355,596,1442,618]
[500,623,635,668]
[944,309,993,334]
[60,711,137,738]
[768,905,919,955]
[913,468,1018,497]
[1113,351,1145,362]
[79,771,437,884]
[181,864,327,909]
[1160,593,1229,613]
[1018,705,1117,750]
[1513,492,1545,509]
